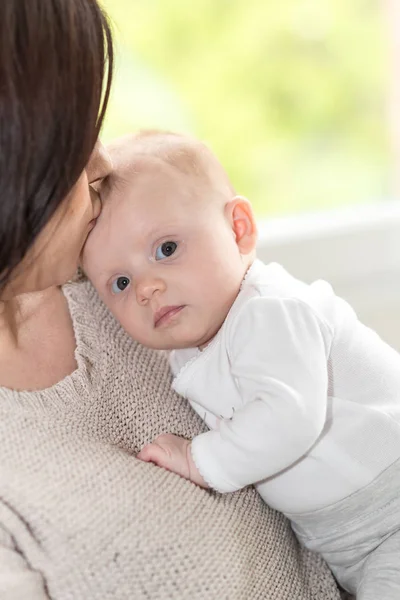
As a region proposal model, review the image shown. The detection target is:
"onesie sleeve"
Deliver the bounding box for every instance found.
[191,296,332,493]
[0,525,49,600]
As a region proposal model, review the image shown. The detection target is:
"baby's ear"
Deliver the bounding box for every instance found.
[225,195,257,255]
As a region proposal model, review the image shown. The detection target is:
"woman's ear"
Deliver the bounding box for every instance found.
[225,195,257,255]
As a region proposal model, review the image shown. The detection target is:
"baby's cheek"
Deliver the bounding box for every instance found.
[116,305,143,339]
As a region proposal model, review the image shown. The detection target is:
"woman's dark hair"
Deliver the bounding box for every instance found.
[0,0,113,289]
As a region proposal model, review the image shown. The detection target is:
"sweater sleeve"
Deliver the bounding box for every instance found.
[191,296,331,493]
[0,527,49,600]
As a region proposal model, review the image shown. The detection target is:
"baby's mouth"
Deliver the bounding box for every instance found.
[154,305,185,328]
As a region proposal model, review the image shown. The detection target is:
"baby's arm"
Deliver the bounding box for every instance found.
[139,296,332,492]
[190,296,331,492]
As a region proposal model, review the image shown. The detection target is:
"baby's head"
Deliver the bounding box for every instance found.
[82,130,257,350]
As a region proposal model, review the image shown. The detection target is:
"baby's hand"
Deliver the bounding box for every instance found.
[137,434,208,489]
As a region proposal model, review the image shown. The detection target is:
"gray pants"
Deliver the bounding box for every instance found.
[286,459,400,599]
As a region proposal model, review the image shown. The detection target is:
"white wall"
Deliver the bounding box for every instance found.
[257,202,400,350]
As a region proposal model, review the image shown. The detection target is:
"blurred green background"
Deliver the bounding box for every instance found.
[101,0,391,216]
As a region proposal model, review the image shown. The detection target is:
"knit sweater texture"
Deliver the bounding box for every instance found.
[0,280,341,600]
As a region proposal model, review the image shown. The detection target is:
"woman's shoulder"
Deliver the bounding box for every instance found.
[63,277,108,331]
[62,278,168,368]
[62,279,202,446]
[62,276,158,384]
[63,277,133,363]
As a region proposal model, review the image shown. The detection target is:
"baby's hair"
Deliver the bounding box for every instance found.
[107,129,236,199]
[129,130,218,177]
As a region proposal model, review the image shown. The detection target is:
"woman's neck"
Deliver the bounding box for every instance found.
[0,287,57,347]
[0,286,78,391]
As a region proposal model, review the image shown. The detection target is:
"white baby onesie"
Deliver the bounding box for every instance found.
[170,259,400,514]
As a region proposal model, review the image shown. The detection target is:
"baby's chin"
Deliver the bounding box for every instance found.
[134,338,197,351]
[125,329,204,351]
[121,311,221,351]
[133,331,216,352]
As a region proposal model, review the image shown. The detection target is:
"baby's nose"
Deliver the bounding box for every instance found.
[136,277,166,304]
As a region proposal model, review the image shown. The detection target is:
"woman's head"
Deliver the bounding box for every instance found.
[0,0,113,295]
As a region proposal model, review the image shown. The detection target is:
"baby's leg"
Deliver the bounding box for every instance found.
[357,529,400,600]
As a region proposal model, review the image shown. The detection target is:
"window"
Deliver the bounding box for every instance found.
[101,1,400,349]
[102,0,392,216]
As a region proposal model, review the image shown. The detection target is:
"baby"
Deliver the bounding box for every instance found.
[83,131,400,599]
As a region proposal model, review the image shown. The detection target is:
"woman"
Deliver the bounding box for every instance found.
[0,1,341,598]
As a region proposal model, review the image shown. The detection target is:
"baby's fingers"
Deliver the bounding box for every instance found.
[137,443,167,468]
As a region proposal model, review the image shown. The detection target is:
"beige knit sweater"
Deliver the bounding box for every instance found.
[0,280,341,600]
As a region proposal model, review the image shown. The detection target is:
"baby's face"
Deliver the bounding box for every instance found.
[82,159,247,350]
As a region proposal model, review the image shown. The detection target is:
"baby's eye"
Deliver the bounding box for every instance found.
[111,276,131,294]
[155,241,177,261]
